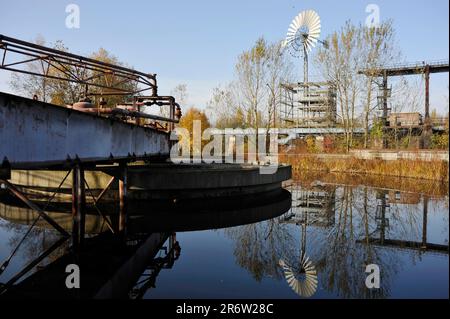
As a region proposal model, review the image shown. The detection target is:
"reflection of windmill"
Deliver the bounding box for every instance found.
[278,185,333,297]
[279,254,318,298]
[279,207,318,297]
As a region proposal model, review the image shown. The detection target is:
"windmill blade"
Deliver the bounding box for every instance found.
[284,10,321,55]
[279,256,318,298]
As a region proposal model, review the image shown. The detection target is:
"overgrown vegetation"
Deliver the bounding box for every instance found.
[280,153,449,182]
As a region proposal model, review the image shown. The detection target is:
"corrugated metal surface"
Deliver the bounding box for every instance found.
[0,92,170,168]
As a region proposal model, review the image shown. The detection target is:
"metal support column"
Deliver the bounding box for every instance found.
[382,71,389,149]
[422,195,428,249]
[119,163,128,234]
[421,66,432,149]
[425,65,430,121]
[72,164,86,251]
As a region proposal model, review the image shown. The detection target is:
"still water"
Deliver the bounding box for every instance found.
[0,176,448,299]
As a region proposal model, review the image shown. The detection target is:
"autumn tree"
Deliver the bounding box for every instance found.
[178,107,211,154]
[10,36,53,102]
[10,38,138,107]
[316,21,400,150]
[88,47,138,107]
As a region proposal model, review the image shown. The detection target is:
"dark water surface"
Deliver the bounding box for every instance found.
[0,176,448,299]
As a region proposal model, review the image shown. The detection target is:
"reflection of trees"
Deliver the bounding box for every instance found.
[309,186,398,298]
[224,183,447,299]
[0,214,67,276]
[224,219,297,282]
[430,196,449,246]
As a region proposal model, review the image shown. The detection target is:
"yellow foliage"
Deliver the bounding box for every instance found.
[177,107,211,154]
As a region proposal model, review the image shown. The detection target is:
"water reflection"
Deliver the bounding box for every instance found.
[0,179,448,299]
[0,189,291,298]
[222,183,448,299]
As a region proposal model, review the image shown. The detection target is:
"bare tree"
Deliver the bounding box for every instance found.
[316,22,362,151]
[10,39,138,107]
[265,41,293,130]
[207,85,245,128]
[208,38,292,132]
[316,21,400,151]
[9,36,52,102]
[360,21,400,148]
[235,37,268,136]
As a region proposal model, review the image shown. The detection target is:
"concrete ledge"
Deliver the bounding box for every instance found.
[350,150,449,162]
[9,163,292,200]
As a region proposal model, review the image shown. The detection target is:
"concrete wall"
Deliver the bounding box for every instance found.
[350,149,449,162]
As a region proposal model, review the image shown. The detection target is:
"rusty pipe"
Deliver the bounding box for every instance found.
[72,107,179,123]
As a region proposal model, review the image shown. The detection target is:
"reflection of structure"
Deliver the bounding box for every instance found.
[280,82,337,128]
[0,202,106,234]
[0,188,290,298]
[278,185,336,298]
[282,186,336,227]
[387,191,421,205]
[362,191,448,254]
[129,233,181,299]
[0,231,172,298]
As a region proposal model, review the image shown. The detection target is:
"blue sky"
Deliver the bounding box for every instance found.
[0,0,448,112]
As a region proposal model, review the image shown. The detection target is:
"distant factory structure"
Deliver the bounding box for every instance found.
[279,82,337,128]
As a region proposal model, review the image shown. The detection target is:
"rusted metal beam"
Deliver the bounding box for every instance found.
[424,65,430,121]
[74,107,179,124]
[0,34,157,96]
[358,60,449,77]
[95,176,116,203]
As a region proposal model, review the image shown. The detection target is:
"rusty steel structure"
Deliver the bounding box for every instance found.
[358,60,449,148]
[279,81,337,128]
[0,35,184,269]
[0,34,156,96]
[0,34,182,130]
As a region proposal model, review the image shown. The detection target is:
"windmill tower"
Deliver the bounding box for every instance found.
[280,10,336,129]
[283,10,321,86]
